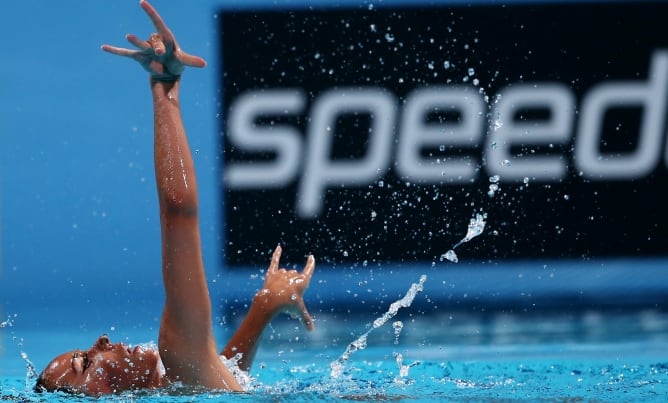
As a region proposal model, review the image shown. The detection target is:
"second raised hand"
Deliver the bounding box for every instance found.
[263,245,316,331]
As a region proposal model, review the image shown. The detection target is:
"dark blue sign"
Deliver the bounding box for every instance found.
[218,2,668,268]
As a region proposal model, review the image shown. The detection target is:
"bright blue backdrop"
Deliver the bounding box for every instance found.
[1,1,224,325]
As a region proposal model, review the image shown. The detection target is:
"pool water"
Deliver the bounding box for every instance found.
[2,309,668,401]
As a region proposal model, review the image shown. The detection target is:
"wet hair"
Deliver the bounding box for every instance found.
[32,376,45,393]
[33,374,78,395]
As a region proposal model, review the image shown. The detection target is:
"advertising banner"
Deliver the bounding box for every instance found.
[219,2,668,272]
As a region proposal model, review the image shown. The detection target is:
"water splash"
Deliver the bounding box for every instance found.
[442,249,459,263]
[1,314,17,328]
[330,275,427,378]
[487,175,500,197]
[222,352,254,391]
[392,320,419,381]
[13,334,39,391]
[0,315,37,390]
[21,350,39,390]
[392,321,403,345]
[443,212,487,263]
[394,352,419,380]
[455,212,487,247]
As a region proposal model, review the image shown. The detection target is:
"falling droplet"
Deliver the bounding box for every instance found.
[443,250,458,263]
[392,321,404,345]
[487,183,499,197]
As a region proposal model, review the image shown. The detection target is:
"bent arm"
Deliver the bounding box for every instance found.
[221,246,315,372]
[221,293,274,372]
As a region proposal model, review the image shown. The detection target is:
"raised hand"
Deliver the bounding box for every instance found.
[259,245,316,331]
[101,0,206,80]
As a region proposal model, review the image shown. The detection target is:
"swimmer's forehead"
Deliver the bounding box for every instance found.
[45,350,77,371]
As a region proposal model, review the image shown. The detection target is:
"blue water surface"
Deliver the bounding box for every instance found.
[2,310,668,401]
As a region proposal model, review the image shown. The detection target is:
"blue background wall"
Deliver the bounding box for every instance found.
[1,1,223,328]
[2,0,668,373]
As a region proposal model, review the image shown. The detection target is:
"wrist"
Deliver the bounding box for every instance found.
[251,289,280,319]
[150,74,181,84]
[150,78,180,103]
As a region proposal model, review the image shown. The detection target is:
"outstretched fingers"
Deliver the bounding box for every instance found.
[176,51,207,68]
[139,0,175,45]
[101,33,153,59]
[101,0,207,77]
[126,33,151,51]
[302,255,315,281]
[268,245,282,275]
[262,246,316,331]
[139,0,207,68]
[101,44,141,58]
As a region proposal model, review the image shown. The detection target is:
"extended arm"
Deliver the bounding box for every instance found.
[221,245,315,372]
[102,0,240,391]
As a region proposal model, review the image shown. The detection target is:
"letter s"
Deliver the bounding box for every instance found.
[225,89,305,188]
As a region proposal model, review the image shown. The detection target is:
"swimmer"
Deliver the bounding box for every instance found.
[34,0,315,396]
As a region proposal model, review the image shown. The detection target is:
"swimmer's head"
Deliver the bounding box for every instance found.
[34,334,163,396]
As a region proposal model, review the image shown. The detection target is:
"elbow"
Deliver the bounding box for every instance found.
[159,190,199,217]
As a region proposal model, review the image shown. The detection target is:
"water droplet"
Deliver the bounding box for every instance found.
[487,184,499,197]
[392,321,404,345]
[443,250,458,263]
